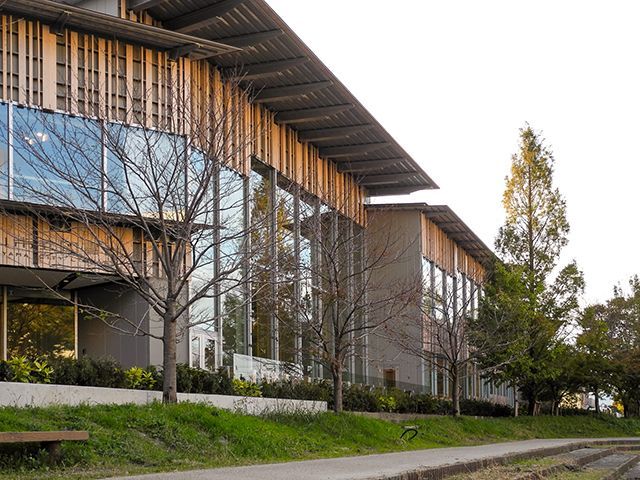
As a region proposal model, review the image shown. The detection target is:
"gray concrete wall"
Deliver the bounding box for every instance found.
[0,382,327,415]
[77,280,189,369]
[77,283,150,368]
[365,209,425,391]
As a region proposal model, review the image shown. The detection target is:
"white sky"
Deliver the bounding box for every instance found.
[267,0,640,304]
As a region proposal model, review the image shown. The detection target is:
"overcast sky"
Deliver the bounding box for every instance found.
[267,0,639,304]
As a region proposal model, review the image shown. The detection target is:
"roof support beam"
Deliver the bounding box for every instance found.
[298,124,372,142]
[51,11,70,35]
[337,158,404,173]
[355,172,418,185]
[127,0,167,12]
[254,81,332,103]
[367,186,422,196]
[167,43,200,61]
[320,143,388,158]
[224,57,309,80]
[164,0,246,33]
[214,30,283,49]
[275,104,353,124]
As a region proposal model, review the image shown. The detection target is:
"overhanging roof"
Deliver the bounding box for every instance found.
[367,203,496,267]
[0,0,239,60]
[47,0,438,196]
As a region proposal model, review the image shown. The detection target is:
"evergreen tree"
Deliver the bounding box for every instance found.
[493,124,584,415]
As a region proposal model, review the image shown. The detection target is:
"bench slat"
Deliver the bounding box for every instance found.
[0,431,89,443]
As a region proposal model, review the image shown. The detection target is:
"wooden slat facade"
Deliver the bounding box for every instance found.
[0,15,367,224]
[420,214,485,283]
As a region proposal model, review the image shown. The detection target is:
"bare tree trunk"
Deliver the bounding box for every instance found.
[594,387,600,414]
[513,385,519,417]
[451,364,461,417]
[332,366,343,413]
[162,304,178,404]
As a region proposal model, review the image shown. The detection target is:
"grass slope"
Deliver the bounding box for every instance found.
[0,403,639,480]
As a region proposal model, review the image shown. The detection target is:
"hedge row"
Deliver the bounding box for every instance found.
[0,356,512,417]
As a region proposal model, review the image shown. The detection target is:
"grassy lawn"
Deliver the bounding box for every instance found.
[0,403,639,480]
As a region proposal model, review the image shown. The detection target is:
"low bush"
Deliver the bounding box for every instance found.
[0,356,513,417]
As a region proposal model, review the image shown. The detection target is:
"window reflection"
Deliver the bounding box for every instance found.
[12,107,102,208]
[250,162,273,360]
[0,103,8,199]
[7,288,75,359]
[105,123,187,215]
[220,167,246,365]
[276,176,297,364]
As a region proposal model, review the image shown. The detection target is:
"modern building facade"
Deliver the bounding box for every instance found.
[0,0,508,405]
[366,204,513,405]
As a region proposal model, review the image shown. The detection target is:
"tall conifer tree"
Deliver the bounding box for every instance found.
[494,124,584,414]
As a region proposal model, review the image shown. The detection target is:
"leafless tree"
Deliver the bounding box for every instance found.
[0,73,265,403]
[268,195,419,412]
[385,264,518,416]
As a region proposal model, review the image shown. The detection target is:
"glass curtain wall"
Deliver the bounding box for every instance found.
[275,176,297,364]
[250,160,274,360]
[220,167,247,365]
[12,107,102,208]
[299,194,317,375]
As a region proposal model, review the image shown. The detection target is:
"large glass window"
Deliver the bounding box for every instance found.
[12,107,102,208]
[275,177,297,364]
[299,195,317,375]
[0,103,8,199]
[250,161,273,360]
[220,167,246,365]
[6,288,75,358]
[105,124,187,215]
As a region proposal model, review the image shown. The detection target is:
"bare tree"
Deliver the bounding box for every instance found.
[0,73,263,403]
[267,194,419,412]
[385,263,519,416]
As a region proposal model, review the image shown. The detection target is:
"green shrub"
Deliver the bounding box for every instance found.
[5,356,53,383]
[0,360,9,382]
[378,395,397,412]
[232,379,262,397]
[124,367,157,390]
[260,379,332,402]
[7,356,35,382]
[174,364,234,395]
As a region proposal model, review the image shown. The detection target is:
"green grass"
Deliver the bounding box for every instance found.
[0,404,639,480]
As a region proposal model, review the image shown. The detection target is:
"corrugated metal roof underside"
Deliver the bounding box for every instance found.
[57,0,439,196]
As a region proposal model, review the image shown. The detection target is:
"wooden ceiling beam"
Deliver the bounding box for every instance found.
[366,186,422,196]
[254,81,332,103]
[164,0,246,33]
[167,43,200,61]
[320,143,388,158]
[127,0,167,12]
[355,172,418,185]
[337,158,404,173]
[275,104,353,124]
[214,30,283,49]
[298,124,372,142]
[223,57,309,80]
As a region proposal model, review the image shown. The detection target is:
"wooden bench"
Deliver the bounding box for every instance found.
[0,431,89,462]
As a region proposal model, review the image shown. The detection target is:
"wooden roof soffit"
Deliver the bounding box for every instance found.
[297,124,373,142]
[275,104,354,124]
[223,57,310,81]
[163,0,247,33]
[320,142,388,159]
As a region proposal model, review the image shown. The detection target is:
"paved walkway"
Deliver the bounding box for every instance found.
[106,437,640,480]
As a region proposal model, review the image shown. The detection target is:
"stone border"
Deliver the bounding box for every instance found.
[0,382,327,415]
